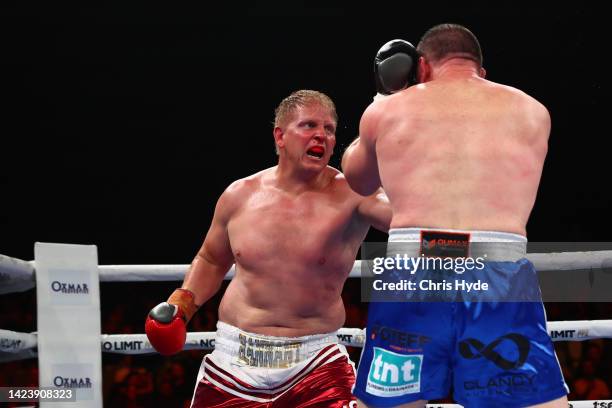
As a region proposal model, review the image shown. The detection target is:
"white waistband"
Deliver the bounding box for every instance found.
[214,321,338,368]
[389,228,527,243]
[387,228,527,261]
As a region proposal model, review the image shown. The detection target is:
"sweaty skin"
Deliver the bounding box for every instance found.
[182,103,390,337]
[344,57,562,408]
[343,58,550,236]
[218,167,384,336]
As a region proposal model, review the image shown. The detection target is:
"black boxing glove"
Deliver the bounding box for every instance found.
[374,39,419,96]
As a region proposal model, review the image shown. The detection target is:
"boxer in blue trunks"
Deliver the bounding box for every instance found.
[342,24,568,407]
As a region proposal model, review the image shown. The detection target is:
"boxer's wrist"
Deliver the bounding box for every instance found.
[167,288,200,324]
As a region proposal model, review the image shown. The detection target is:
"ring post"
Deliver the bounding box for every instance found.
[35,243,102,407]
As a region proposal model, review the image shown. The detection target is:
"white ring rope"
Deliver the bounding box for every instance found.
[2,250,612,294]
[2,320,611,359]
[0,254,36,294]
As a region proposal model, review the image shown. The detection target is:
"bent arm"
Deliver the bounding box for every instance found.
[182,190,237,306]
[341,105,382,196]
[357,188,392,232]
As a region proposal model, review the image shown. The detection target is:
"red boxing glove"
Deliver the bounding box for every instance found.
[145,288,199,356]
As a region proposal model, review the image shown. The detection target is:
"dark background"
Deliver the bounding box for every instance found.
[1,2,610,405]
[1,3,608,262]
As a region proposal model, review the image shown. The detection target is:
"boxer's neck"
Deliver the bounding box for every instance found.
[274,163,331,194]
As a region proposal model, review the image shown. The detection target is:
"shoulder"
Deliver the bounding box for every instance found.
[360,95,396,143]
[328,167,368,201]
[216,168,270,215]
[361,95,394,125]
[362,89,417,119]
[491,81,550,120]
[223,175,255,198]
[224,169,267,194]
[364,86,425,120]
[327,166,346,187]
[328,167,353,190]
[488,82,551,142]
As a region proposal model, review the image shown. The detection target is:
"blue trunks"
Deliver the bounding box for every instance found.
[353,228,568,407]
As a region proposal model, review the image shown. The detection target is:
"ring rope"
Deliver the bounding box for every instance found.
[2,320,611,359]
[2,250,612,294]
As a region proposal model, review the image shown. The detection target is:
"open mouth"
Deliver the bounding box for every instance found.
[306,146,325,159]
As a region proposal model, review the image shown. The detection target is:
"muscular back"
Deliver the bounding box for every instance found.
[370,77,550,235]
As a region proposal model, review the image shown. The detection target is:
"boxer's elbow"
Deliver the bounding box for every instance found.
[195,248,232,280]
[342,142,380,196]
[186,252,229,304]
[346,174,379,196]
[343,159,380,196]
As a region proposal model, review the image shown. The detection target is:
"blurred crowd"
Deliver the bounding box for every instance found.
[1,279,611,407]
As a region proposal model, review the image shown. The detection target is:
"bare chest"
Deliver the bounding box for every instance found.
[227,190,356,268]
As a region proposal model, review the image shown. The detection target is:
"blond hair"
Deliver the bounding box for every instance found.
[274,90,337,128]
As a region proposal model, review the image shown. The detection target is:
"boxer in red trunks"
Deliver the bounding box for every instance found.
[145,90,391,407]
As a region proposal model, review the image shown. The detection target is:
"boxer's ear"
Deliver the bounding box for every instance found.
[274,127,285,150]
[417,56,432,83]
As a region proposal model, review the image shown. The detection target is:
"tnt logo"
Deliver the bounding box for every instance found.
[366,347,422,397]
